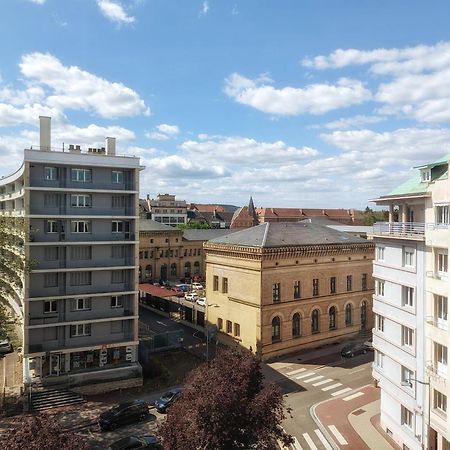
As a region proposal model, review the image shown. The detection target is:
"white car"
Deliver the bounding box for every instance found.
[196,298,206,307]
[185,292,198,302]
[192,282,204,290]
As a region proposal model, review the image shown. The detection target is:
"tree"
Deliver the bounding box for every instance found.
[0,414,89,450]
[176,222,211,230]
[159,347,293,450]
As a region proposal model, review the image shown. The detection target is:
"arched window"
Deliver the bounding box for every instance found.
[292,313,301,337]
[345,304,352,326]
[145,265,152,280]
[193,261,200,274]
[361,301,367,329]
[170,263,177,276]
[184,262,191,276]
[311,309,320,334]
[329,306,337,329]
[272,316,281,342]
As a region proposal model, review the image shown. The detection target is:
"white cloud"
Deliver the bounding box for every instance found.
[199,1,209,17]
[224,73,371,116]
[96,0,135,25]
[146,123,180,140]
[28,0,46,4]
[322,114,385,130]
[19,52,149,118]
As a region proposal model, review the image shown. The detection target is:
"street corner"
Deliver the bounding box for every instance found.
[312,384,380,450]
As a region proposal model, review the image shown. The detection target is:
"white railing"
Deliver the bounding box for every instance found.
[426,315,449,331]
[372,222,425,237]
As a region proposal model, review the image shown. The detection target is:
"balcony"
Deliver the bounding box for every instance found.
[426,316,449,331]
[372,222,425,240]
[32,257,135,271]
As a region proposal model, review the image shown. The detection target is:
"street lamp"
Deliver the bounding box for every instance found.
[401,377,431,450]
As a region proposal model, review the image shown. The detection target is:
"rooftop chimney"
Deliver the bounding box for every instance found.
[105,137,116,156]
[39,116,51,151]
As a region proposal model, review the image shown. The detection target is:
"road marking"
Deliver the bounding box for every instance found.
[343,391,364,401]
[314,429,333,450]
[287,367,306,376]
[331,387,352,397]
[302,433,318,450]
[322,382,342,391]
[296,371,315,380]
[312,378,333,387]
[303,375,323,383]
[292,437,303,450]
[328,425,348,445]
[348,367,366,374]
[156,321,168,327]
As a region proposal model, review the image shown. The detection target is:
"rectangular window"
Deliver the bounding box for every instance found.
[272,283,280,303]
[226,320,232,334]
[376,246,385,261]
[346,275,352,292]
[403,248,415,267]
[71,168,92,182]
[434,389,447,415]
[376,280,385,296]
[71,194,91,207]
[111,296,123,308]
[402,326,414,348]
[402,286,414,308]
[375,350,384,368]
[111,321,124,334]
[44,273,58,288]
[222,277,228,294]
[71,246,92,260]
[112,195,126,208]
[234,323,240,337]
[112,220,124,233]
[44,166,58,180]
[436,205,450,225]
[46,220,58,233]
[294,280,301,299]
[112,270,125,284]
[44,247,59,261]
[377,314,385,332]
[437,251,448,279]
[435,295,448,330]
[44,300,57,313]
[70,271,92,286]
[401,405,413,429]
[361,273,367,291]
[112,170,124,183]
[330,277,336,294]
[75,298,91,311]
[112,245,125,259]
[313,278,319,296]
[217,318,223,330]
[401,366,414,388]
[44,193,59,207]
[71,220,91,233]
[435,343,448,376]
[213,275,219,291]
[70,323,91,337]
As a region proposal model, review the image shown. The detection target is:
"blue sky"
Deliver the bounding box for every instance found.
[1,1,450,208]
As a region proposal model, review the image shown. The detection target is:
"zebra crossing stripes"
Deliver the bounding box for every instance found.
[286,367,307,376]
[312,378,333,387]
[321,382,342,391]
[291,437,303,450]
[302,375,324,383]
[296,371,316,380]
[314,429,333,450]
[343,391,364,401]
[302,432,318,450]
[328,425,348,445]
[331,387,352,397]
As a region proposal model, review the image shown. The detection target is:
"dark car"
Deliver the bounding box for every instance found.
[0,338,12,355]
[340,343,368,358]
[99,400,150,431]
[154,388,182,413]
[108,435,161,450]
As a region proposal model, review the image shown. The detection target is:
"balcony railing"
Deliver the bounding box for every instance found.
[372,222,425,238]
[426,315,449,331]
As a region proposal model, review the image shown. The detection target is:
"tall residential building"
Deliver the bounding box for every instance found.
[0,116,143,391]
[147,193,187,226]
[371,154,450,450]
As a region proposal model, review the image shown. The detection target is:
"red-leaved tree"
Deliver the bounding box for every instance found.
[159,346,293,450]
[0,414,89,450]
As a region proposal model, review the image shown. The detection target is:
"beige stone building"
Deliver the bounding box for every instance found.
[204,222,374,360]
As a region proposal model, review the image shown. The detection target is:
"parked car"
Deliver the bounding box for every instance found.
[185,292,198,302]
[192,282,204,290]
[196,297,206,307]
[154,388,183,413]
[170,287,185,297]
[108,435,161,450]
[363,338,373,350]
[99,400,150,431]
[340,343,368,358]
[176,284,189,292]
[0,338,12,355]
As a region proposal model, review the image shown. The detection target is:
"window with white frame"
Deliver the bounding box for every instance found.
[70,323,91,337]
[112,221,124,233]
[111,296,123,308]
[71,194,92,207]
[401,366,414,388]
[75,298,91,311]
[435,295,448,330]
[112,170,124,183]
[420,168,431,182]
[375,350,384,368]
[435,342,448,376]
[402,286,414,308]
[46,220,58,233]
[402,326,414,348]
[377,314,385,332]
[44,166,58,180]
[44,300,57,313]
[71,220,91,233]
[376,246,385,261]
[434,389,447,415]
[436,205,450,225]
[71,168,92,182]
[437,251,448,279]
[376,280,385,296]
[403,248,415,267]
[401,405,413,429]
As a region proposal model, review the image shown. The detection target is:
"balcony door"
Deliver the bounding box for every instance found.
[50,354,60,376]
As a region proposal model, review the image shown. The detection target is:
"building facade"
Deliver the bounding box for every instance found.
[204,222,374,360]
[0,116,143,390]
[371,154,450,450]
[147,193,187,226]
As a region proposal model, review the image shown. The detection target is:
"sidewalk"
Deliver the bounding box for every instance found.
[313,385,397,450]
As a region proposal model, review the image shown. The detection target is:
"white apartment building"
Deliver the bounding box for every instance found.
[147,193,187,226]
[0,116,144,392]
[372,155,450,450]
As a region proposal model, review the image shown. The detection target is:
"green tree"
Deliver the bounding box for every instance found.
[159,347,293,450]
[176,222,211,230]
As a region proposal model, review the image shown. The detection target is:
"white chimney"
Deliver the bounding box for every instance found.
[105,137,116,156]
[39,116,51,151]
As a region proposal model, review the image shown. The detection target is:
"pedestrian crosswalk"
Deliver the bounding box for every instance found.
[291,428,335,450]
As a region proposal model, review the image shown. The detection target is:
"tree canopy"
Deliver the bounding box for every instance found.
[176,222,211,230]
[159,347,293,450]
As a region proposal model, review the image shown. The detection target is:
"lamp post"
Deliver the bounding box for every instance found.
[401,377,431,450]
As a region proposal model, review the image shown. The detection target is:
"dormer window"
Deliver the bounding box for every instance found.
[421,169,431,182]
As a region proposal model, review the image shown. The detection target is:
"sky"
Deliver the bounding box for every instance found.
[1,1,450,208]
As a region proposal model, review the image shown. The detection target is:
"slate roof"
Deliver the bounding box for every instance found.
[208,222,367,248]
[139,219,176,232]
[182,229,236,241]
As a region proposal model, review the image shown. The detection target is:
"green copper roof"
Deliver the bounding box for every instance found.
[414,152,450,169]
[387,175,428,196]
